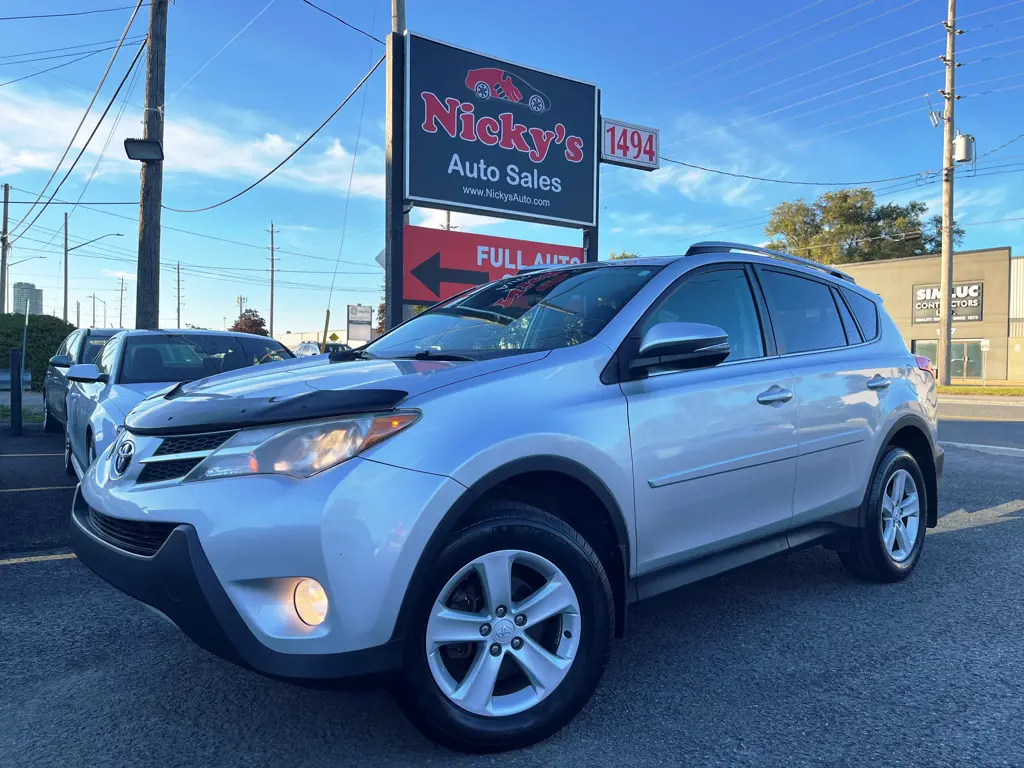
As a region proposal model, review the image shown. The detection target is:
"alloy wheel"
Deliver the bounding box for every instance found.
[425,549,581,717]
[880,468,920,563]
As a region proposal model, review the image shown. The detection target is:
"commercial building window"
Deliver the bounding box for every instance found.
[758,269,847,354]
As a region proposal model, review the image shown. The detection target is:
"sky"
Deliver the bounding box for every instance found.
[1,0,1022,334]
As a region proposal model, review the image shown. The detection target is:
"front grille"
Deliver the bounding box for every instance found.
[137,457,203,484]
[87,507,178,557]
[152,430,236,456]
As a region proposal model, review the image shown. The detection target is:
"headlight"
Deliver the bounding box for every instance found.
[184,411,419,481]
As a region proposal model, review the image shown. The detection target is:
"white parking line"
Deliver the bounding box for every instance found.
[940,441,1024,457]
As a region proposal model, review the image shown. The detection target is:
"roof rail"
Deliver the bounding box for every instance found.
[684,241,856,283]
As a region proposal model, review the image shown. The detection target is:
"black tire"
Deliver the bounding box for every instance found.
[840,447,927,582]
[64,431,77,478]
[395,500,613,752]
[42,392,60,433]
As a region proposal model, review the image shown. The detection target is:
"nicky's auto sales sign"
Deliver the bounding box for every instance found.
[405,34,598,228]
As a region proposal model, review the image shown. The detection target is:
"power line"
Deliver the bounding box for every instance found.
[976,130,1024,159]
[0,36,146,60]
[0,48,110,88]
[299,0,383,45]
[9,38,148,244]
[163,53,385,213]
[0,41,144,66]
[8,0,146,239]
[624,0,830,86]
[669,0,929,100]
[637,0,882,100]
[658,156,931,187]
[170,0,277,98]
[960,0,1024,19]
[0,5,150,22]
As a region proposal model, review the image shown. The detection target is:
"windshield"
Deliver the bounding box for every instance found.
[119,334,289,384]
[82,336,111,364]
[366,265,659,360]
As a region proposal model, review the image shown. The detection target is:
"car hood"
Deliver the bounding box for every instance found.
[104,382,176,419]
[123,353,547,436]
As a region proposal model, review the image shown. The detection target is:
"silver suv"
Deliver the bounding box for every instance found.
[71,242,942,752]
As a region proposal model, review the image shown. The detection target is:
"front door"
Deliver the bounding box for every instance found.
[622,266,799,576]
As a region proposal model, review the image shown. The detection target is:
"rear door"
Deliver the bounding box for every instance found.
[622,265,799,577]
[756,269,890,529]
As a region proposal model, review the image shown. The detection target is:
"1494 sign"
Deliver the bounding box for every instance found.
[601,118,659,171]
[405,34,598,228]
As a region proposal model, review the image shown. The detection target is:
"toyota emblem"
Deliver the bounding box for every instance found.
[113,439,135,477]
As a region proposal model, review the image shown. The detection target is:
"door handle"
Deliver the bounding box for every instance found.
[867,375,891,391]
[757,385,793,406]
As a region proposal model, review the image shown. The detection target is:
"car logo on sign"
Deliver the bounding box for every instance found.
[113,439,134,477]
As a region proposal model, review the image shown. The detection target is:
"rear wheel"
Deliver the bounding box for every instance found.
[395,501,613,752]
[42,392,60,433]
[840,448,927,582]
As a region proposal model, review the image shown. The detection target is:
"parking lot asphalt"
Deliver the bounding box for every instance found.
[1,419,1023,765]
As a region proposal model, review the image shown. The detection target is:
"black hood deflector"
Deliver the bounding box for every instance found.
[124,388,408,436]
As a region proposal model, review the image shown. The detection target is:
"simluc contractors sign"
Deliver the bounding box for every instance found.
[405,34,598,227]
[912,281,985,323]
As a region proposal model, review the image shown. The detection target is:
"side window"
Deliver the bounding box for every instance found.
[832,288,862,344]
[758,269,847,354]
[843,289,879,341]
[56,332,75,360]
[239,337,292,365]
[641,268,765,362]
[96,339,119,377]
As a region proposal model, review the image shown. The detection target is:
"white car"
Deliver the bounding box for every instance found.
[64,330,294,477]
[293,341,323,357]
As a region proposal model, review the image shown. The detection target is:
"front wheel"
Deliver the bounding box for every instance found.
[395,501,613,752]
[42,392,60,433]
[840,447,927,582]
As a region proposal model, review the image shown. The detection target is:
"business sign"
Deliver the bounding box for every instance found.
[601,118,659,171]
[403,224,585,304]
[347,304,373,343]
[405,34,598,228]
[912,281,984,323]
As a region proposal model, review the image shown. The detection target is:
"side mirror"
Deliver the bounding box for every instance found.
[49,354,71,368]
[67,363,106,384]
[631,322,731,373]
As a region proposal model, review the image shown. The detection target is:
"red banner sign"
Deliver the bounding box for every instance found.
[403,225,585,304]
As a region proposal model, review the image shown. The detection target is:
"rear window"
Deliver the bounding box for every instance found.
[238,337,294,365]
[758,269,847,354]
[120,334,262,384]
[843,289,879,341]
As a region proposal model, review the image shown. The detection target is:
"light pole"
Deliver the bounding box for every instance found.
[65,231,122,322]
[89,295,108,328]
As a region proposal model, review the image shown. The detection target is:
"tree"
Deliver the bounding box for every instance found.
[230,308,269,336]
[764,188,965,265]
[608,250,639,260]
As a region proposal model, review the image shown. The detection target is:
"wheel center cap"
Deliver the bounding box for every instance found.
[493,619,515,643]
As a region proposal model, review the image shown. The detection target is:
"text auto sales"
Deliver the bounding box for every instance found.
[421,92,585,193]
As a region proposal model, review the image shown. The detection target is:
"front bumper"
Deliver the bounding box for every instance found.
[71,488,403,682]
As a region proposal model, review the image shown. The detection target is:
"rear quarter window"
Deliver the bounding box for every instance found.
[757,269,848,354]
[843,289,879,341]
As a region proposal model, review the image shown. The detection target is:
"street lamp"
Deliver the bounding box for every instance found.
[88,294,108,328]
[69,233,123,252]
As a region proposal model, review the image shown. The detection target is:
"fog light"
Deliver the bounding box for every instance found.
[293,578,328,626]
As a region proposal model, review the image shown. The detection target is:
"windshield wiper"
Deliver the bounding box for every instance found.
[392,350,476,362]
[328,348,376,362]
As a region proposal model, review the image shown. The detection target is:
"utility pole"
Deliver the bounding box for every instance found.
[267,221,278,337]
[176,261,181,328]
[76,301,80,328]
[92,293,96,328]
[135,0,169,329]
[445,210,450,231]
[63,212,69,322]
[1,183,9,314]
[118,276,125,327]
[236,295,246,319]
[937,0,960,386]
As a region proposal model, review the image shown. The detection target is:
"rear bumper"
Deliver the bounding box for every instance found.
[70,489,402,682]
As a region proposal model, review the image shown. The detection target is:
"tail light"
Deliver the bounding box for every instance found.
[915,355,935,378]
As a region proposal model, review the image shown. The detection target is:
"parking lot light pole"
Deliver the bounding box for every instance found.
[65,229,123,322]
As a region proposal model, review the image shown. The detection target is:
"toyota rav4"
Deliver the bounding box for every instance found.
[71,242,942,752]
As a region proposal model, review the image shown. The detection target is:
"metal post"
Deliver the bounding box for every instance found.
[583,90,601,263]
[9,347,22,435]
[63,212,69,322]
[118,276,125,327]
[176,261,181,328]
[1,183,9,314]
[384,29,406,330]
[268,221,276,337]
[135,0,169,329]
[92,294,96,327]
[76,300,80,327]
[937,0,958,386]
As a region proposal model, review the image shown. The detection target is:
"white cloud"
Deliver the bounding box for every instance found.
[412,209,507,231]
[102,269,136,280]
[0,86,385,198]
